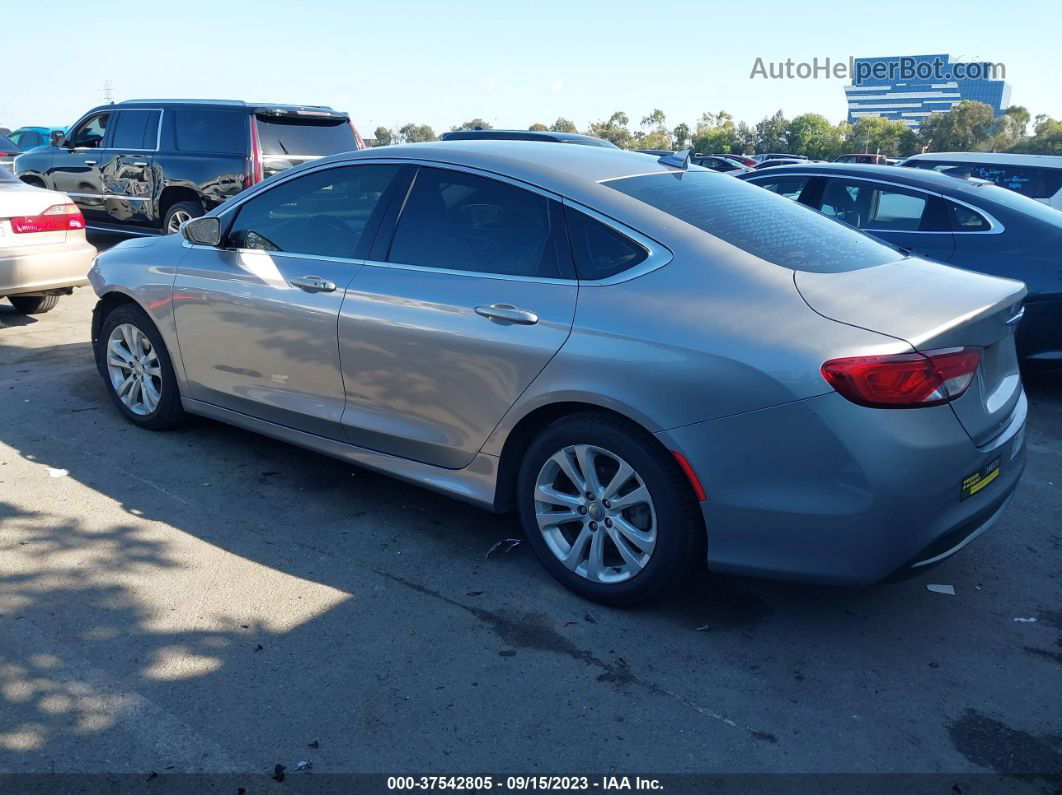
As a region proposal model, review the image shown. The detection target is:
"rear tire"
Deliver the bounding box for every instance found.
[9,294,60,314]
[95,303,185,430]
[163,200,204,235]
[517,412,704,606]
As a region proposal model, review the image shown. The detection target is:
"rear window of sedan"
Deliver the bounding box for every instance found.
[605,171,901,273]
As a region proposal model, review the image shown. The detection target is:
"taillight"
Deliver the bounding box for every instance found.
[821,347,981,408]
[246,120,263,187]
[350,121,365,150]
[9,203,85,234]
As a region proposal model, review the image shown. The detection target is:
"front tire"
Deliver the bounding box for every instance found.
[163,200,204,235]
[9,294,60,314]
[517,412,703,606]
[95,303,184,430]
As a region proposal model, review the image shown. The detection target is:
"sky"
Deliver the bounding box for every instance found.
[2,0,1059,134]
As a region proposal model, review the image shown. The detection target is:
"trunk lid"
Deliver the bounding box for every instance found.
[796,257,1027,445]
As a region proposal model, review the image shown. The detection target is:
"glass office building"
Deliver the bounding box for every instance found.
[845,54,1011,131]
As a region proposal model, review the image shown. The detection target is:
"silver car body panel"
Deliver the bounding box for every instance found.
[88,141,1029,584]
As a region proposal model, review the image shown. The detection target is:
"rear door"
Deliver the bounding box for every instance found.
[49,111,111,222]
[99,108,160,227]
[337,165,577,468]
[816,177,955,262]
[173,162,401,438]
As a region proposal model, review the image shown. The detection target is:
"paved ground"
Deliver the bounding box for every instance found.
[1,237,1060,780]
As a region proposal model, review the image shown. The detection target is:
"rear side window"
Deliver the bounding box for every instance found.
[174,110,247,154]
[606,171,899,273]
[255,117,356,156]
[948,202,990,232]
[110,110,160,150]
[564,207,647,280]
[750,175,810,200]
[228,164,399,258]
[388,167,572,279]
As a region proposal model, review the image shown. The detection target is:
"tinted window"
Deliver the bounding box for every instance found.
[228,164,399,258]
[110,110,160,150]
[255,117,356,156]
[565,208,648,280]
[388,167,570,278]
[948,202,990,231]
[751,175,810,200]
[820,180,928,231]
[12,130,43,148]
[607,171,900,273]
[70,113,110,148]
[174,110,246,154]
[907,160,1053,199]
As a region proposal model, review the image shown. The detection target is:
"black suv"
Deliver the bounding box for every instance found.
[14,99,364,235]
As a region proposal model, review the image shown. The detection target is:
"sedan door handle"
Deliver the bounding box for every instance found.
[84,160,97,165]
[474,304,539,325]
[130,161,148,167]
[289,275,337,293]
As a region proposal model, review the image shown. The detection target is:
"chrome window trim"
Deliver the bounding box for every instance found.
[745,172,1005,235]
[205,156,673,285]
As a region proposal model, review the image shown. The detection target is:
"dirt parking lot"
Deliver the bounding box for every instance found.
[1,240,1060,783]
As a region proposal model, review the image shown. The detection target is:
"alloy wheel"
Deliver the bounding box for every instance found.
[533,444,657,584]
[106,323,163,416]
[166,209,193,234]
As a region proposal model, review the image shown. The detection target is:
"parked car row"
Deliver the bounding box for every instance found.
[13,99,365,237]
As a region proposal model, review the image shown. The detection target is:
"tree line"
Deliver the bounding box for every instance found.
[372,102,1061,157]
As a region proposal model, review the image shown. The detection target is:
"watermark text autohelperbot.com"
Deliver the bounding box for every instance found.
[749,56,1005,81]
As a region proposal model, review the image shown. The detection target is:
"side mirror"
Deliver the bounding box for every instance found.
[50,130,66,148]
[180,216,222,246]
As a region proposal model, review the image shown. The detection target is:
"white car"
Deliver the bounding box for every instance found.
[1,166,96,314]
[900,152,1062,210]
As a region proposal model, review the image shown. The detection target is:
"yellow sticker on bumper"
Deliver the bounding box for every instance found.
[960,458,1001,501]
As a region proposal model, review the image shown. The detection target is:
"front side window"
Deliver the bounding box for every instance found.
[607,171,901,272]
[228,164,400,259]
[750,175,810,201]
[70,113,110,149]
[388,167,571,279]
[174,110,247,155]
[820,179,928,231]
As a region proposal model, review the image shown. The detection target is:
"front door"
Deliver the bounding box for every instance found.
[99,108,160,227]
[173,162,402,439]
[338,166,578,469]
[50,111,111,222]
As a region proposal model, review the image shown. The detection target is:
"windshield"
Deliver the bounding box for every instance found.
[255,117,356,156]
[606,171,902,273]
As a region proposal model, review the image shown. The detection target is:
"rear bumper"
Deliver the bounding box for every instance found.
[656,390,1027,586]
[0,239,96,297]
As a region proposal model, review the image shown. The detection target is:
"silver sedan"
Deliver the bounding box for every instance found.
[88,142,1028,604]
